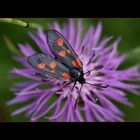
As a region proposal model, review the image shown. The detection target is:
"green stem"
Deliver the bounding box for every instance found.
[0,18,43,29]
[0,18,28,27]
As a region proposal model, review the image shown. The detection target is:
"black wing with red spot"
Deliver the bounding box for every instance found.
[46,30,83,69]
[27,54,71,81]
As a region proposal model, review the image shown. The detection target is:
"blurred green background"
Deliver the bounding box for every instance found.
[0,18,140,122]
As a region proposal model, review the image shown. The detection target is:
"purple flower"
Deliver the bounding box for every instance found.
[8,19,140,122]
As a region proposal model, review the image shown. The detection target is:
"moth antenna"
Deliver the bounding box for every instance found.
[81,45,85,53]
[74,84,83,110]
[84,65,104,75]
[87,52,95,65]
[85,82,109,88]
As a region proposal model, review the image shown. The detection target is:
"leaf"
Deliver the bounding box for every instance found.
[3,35,21,56]
[126,47,140,65]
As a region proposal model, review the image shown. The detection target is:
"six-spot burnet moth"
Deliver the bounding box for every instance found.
[27,30,109,109]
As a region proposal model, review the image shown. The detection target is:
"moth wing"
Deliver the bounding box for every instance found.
[27,53,71,81]
[46,30,83,69]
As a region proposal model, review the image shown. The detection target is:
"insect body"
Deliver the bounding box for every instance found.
[70,68,85,84]
[27,30,108,109]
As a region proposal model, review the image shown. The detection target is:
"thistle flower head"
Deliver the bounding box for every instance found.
[8,19,140,122]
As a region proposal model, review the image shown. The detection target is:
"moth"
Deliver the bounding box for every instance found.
[27,30,108,109]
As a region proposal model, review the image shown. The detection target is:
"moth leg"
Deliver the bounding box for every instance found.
[32,72,45,77]
[62,81,73,89]
[72,81,77,91]
[41,79,48,82]
[74,84,83,110]
[74,95,80,110]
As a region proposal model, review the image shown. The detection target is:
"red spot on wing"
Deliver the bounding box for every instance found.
[62,72,71,79]
[72,59,80,68]
[59,50,66,57]
[61,77,70,81]
[57,38,64,46]
[37,63,46,69]
[50,61,57,69]
[66,49,71,54]
[76,57,83,67]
